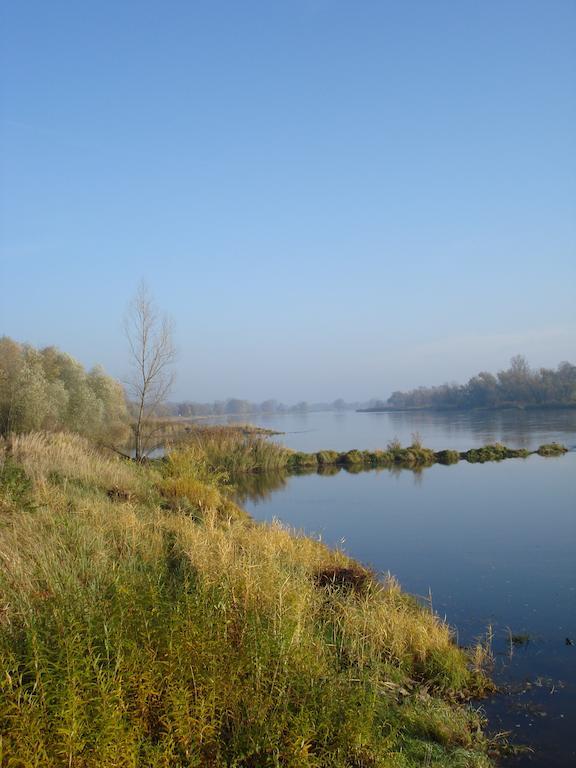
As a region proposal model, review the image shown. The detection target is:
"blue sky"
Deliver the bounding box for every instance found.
[1,0,574,401]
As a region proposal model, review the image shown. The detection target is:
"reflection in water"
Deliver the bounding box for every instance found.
[232,471,289,504]
[233,463,426,504]
[205,407,576,453]
[386,408,576,450]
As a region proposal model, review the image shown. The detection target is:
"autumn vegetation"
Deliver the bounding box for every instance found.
[0,336,129,443]
[0,431,500,767]
[4,335,569,765]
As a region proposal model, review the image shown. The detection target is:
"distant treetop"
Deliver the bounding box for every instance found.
[386,357,576,410]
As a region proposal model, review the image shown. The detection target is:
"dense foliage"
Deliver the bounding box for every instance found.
[387,356,576,410]
[0,336,129,441]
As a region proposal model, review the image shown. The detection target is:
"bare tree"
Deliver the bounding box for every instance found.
[124,282,176,460]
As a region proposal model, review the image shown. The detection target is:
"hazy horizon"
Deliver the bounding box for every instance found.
[1,1,574,402]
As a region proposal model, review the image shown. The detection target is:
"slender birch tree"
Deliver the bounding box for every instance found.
[124,282,176,460]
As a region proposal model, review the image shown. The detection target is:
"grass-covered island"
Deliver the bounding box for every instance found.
[163,425,568,475]
[284,441,568,471]
[0,431,506,767]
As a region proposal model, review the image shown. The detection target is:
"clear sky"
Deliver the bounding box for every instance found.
[1,0,575,402]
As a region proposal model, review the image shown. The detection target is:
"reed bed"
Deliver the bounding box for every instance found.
[0,432,495,767]
[171,424,291,474]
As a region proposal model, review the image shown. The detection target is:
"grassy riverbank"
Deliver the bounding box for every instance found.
[0,432,498,767]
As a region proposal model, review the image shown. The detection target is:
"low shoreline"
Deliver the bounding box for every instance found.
[357,403,576,413]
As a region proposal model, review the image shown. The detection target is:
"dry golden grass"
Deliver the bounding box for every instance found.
[7,431,154,495]
[0,432,494,767]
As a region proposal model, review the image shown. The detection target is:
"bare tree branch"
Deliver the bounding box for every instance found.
[124,281,176,460]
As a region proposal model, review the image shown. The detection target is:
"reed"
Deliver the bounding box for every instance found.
[0,432,496,767]
[174,424,291,474]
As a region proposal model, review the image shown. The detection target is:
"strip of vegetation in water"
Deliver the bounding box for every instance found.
[0,431,504,767]
[159,426,568,478]
[287,441,567,470]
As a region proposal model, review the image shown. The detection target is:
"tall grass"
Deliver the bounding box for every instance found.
[0,432,495,767]
[161,427,566,479]
[172,425,291,474]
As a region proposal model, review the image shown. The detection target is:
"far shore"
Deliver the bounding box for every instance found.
[357,402,576,414]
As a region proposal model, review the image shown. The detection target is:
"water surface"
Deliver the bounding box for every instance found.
[214,408,576,452]
[235,410,575,767]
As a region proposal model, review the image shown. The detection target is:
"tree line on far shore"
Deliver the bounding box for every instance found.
[163,397,358,418]
[383,356,576,410]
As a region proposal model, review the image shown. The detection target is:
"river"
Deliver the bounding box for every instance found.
[216,409,575,767]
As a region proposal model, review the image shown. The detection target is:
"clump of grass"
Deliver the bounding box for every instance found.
[368,449,395,465]
[465,443,510,463]
[387,437,403,454]
[0,454,34,514]
[536,442,568,456]
[401,445,436,467]
[316,450,340,465]
[159,445,247,521]
[435,450,461,465]
[0,432,495,767]
[7,431,153,497]
[185,424,291,474]
[340,449,365,465]
[505,447,531,459]
[286,450,318,468]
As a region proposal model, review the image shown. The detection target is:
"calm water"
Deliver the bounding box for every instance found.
[233,410,576,767]
[212,407,576,452]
